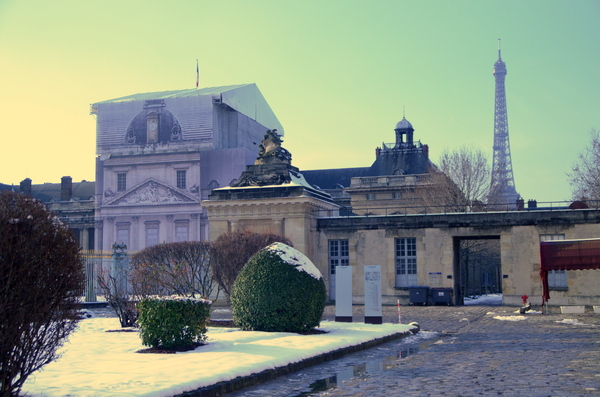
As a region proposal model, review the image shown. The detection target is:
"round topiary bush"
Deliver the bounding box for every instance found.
[230,242,326,333]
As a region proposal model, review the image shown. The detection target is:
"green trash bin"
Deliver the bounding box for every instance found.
[408,286,429,305]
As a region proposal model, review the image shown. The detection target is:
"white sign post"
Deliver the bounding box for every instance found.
[364,265,382,324]
[335,265,353,322]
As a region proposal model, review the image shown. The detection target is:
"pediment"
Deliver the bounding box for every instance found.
[105,180,199,206]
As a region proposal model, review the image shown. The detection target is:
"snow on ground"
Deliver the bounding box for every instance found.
[493,315,528,321]
[556,318,585,325]
[22,318,414,397]
[463,293,503,306]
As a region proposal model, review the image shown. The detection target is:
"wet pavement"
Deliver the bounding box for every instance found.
[225,305,600,397]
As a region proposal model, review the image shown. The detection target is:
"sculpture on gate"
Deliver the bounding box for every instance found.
[255,129,292,165]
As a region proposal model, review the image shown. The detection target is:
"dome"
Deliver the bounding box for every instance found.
[395,117,413,130]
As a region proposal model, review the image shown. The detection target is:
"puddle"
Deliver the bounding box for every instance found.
[292,346,420,396]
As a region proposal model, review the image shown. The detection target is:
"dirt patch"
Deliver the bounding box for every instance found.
[105,328,139,333]
[136,342,204,354]
[208,319,236,327]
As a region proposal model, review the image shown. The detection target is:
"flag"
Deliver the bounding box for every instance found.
[196,59,199,88]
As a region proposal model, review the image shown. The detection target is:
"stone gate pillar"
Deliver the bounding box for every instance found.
[202,129,339,264]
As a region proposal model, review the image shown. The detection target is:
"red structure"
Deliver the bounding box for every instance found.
[540,238,600,305]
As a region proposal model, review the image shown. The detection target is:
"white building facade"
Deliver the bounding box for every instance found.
[93,84,283,252]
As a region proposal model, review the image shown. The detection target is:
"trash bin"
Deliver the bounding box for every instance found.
[431,287,453,305]
[408,286,429,305]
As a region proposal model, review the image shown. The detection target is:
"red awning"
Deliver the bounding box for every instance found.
[540,238,600,304]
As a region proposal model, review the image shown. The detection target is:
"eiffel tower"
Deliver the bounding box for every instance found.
[488,39,520,206]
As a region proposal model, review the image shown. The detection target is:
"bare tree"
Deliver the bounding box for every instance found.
[568,128,600,200]
[210,231,293,298]
[418,170,467,213]
[429,148,496,295]
[130,241,216,299]
[97,269,138,328]
[0,192,85,397]
[438,146,491,208]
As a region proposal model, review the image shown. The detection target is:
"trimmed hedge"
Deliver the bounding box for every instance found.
[137,297,211,350]
[230,243,326,333]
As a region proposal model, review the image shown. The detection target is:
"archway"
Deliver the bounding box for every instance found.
[453,236,501,305]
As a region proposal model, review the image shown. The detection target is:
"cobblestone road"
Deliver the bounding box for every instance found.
[225,305,600,397]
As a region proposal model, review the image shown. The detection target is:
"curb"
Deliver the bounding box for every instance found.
[175,327,418,397]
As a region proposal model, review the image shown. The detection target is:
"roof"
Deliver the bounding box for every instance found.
[301,167,373,190]
[395,117,413,130]
[93,83,284,138]
[18,181,96,203]
[93,84,252,104]
[0,183,16,192]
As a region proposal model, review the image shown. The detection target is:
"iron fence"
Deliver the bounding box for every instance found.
[80,250,113,303]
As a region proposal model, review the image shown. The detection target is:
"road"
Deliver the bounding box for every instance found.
[224,304,600,397]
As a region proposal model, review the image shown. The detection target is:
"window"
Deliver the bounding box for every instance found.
[145,222,160,247]
[147,114,159,143]
[176,170,186,189]
[540,234,567,289]
[395,238,417,287]
[117,173,127,191]
[393,192,402,199]
[116,223,130,249]
[329,240,349,276]
[366,193,375,200]
[175,222,189,242]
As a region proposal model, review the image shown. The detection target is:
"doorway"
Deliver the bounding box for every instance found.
[453,236,502,305]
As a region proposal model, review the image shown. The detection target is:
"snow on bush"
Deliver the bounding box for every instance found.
[230,242,326,333]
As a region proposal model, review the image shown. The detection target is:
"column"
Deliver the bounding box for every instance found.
[191,213,199,241]
[166,215,174,243]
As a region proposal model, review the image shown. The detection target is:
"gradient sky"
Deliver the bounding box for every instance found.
[0,0,598,202]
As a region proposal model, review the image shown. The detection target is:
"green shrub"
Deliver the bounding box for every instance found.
[137,297,211,350]
[230,243,326,333]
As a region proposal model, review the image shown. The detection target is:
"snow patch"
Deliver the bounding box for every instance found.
[265,242,323,280]
[21,318,413,396]
[556,318,585,326]
[493,315,527,322]
[464,294,502,306]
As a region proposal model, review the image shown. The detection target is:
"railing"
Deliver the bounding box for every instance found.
[313,200,600,219]
[57,216,95,224]
[80,251,113,303]
[381,140,423,150]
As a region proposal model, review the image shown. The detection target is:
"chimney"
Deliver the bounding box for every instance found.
[61,176,73,201]
[20,178,32,196]
[516,198,524,211]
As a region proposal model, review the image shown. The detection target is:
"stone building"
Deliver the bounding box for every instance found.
[92,84,283,252]
[2,177,96,250]
[204,119,600,307]
[302,117,459,215]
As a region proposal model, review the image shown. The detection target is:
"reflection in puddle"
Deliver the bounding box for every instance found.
[293,346,419,396]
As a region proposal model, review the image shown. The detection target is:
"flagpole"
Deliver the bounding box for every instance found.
[196,59,199,88]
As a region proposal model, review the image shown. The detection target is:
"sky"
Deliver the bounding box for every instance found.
[0,0,598,202]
